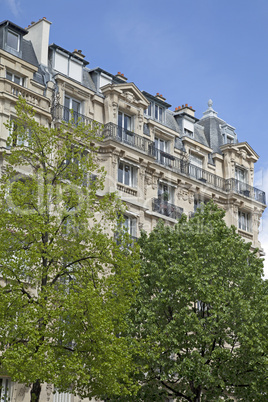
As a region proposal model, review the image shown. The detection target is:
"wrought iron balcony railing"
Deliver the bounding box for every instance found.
[152,198,183,220]
[226,178,266,204]
[51,111,266,205]
[103,122,154,155]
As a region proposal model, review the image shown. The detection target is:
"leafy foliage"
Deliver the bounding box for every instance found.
[110,202,268,401]
[0,98,140,400]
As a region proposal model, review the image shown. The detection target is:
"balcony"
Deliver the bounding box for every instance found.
[50,112,266,205]
[103,122,154,155]
[152,198,183,220]
[226,179,266,204]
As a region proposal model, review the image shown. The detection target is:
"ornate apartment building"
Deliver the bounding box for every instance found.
[0,17,266,402]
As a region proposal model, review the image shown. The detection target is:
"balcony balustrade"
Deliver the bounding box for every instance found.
[52,104,102,135]
[226,178,266,204]
[103,122,154,155]
[152,198,183,220]
[51,111,266,205]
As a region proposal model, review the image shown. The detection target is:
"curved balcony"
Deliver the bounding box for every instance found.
[152,198,183,220]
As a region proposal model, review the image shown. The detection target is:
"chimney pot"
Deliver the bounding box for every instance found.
[185,103,188,107]
[178,106,181,109]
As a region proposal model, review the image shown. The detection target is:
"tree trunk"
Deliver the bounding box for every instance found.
[30,380,41,402]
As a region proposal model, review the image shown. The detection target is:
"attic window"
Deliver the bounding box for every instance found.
[7,30,19,51]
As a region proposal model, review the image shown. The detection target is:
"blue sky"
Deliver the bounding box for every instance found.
[2,0,268,276]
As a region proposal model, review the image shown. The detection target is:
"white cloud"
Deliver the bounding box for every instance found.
[5,0,21,18]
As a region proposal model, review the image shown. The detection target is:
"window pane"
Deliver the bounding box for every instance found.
[155,105,158,119]
[118,111,122,127]
[159,107,163,122]
[118,162,124,183]
[14,75,20,85]
[124,164,130,186]
[6,71,12,81]
[7,30,19,50]
[72,100,80,114]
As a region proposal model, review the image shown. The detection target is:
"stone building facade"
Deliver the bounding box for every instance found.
[0,17,266,402]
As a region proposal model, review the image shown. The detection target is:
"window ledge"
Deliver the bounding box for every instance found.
[238,229,253,239]
[117,183,137,196]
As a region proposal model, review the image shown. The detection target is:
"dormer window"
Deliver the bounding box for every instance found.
[155,105,163,122]
[184,128,194,137]
[7,30,19,51]
[144,102,165,123]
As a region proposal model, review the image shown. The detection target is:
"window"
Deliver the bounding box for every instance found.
[7,30,19,51]
[238,211,251,232]
[8,120,30,147]
[235,166,247,183]
[158,182,174,204]
[155,104,163,122]
[118,111,134,144]
[144,102,153,116]
[0,378,11,402]
[143,123,150,136]
[226,136,234,144]
[189,154,204,181]
[235,166,248,194]
[118,161,137,187]
[123,215,137,238]
[184,128,194,137]
[6,71,24,86]
[155,137,169,164]
[64,96,81,123]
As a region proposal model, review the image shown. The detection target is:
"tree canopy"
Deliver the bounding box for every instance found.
[111,202,268,402]
[0,98,139,401]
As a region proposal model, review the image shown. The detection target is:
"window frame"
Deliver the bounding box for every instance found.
[158,182,175,204]
[123,214,137,238]
[238,211,251,232]
[118,160,137,187]
[6,70,24,87]
[6,30,20,51]
[64,95,81,123]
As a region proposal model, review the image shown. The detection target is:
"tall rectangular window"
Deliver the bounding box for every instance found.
[155,105,163,122]
[238,211,251,232]
[155,137,169,164]
[123,215,137,238]
[64,96,81,122]
[7,30,19,51]
[158,182,174,204]
[235,166,248,194]
[118,161,136,187]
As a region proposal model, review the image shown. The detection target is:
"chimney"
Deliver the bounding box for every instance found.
[115,72,128,82]
[174,104,195,117]
[73,49,85,60]
[25,17,52,66]
[155,93,166,101]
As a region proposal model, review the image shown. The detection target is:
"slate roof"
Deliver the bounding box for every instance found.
[21,39,39,66]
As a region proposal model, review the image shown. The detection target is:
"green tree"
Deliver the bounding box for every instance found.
[0,98,139,402]
[111,202,268,401]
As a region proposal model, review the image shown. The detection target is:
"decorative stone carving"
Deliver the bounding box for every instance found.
[138,108,143,130]
[16,384,30,401]
[46,383,53,401]
[188,191,195,204]
[112,102,118,118]
[125,91,135,103]
[177,188,188,202]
